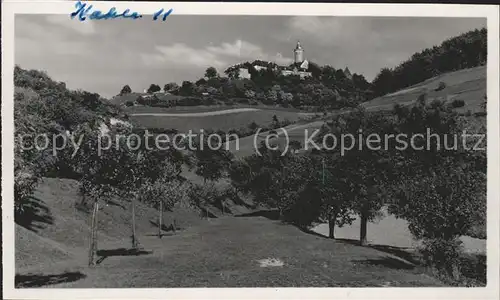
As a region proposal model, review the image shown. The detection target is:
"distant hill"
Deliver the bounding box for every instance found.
[364,66,486,114]
[371,28,486,98]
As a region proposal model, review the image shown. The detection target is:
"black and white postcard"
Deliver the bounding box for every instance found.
[2,1,499,299]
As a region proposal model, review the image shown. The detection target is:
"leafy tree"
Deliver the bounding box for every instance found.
[248,121,259,131]
[315,107,395,245]
[194,140,234,183]
[164,82,179,93]
[244,89,256,99]
[225,67,240,80]
[139,178,188,238]
[205,67,218,79]
[14,91,57,224]
[120,85,132,95]
[271,115,280,127]
[13,66,120,225]
[371,68,395,98]
[387,97,486,274]
[147,84,161,94]
[279,91,293,107]
[264,90,278,105]
[179,81,194,96]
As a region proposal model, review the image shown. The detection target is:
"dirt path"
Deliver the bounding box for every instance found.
[130,108,261,117]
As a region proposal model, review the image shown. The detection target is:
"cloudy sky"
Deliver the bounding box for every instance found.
[15,15,485,98]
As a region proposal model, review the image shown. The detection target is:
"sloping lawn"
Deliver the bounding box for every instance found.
[35,216,441,288]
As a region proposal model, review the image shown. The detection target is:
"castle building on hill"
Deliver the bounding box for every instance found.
[280,41,312,78]
[235,41,312,80]
[294,41,304,64]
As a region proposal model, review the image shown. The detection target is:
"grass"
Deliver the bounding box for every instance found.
[124,103,306,114]
[15,177,204,274]
[130,109,309,133]
[26,216,443,288]
[363,66,486,113]
[16,178,445,288]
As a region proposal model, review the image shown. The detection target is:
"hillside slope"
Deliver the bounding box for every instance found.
[225,66,487,159]
[15,177,203,274]
[363,66,486,113]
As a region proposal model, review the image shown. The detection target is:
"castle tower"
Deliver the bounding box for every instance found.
[294,41,304,64]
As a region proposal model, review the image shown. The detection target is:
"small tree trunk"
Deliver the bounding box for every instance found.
[360,211,368,246]
[328,210,337,239]
[88,201,98,266]
[131,199,139,249]
[158,200,163,239]
[173,218,177,235]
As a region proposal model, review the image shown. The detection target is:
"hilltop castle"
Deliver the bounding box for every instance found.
[235,41,312,79]
[280,41,312,78]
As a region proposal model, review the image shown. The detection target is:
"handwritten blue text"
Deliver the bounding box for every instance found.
[70,1,173,22]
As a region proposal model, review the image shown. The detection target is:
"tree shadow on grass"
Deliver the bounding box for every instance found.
[149,220,181,232]
[235,209,281,220]
[352,256,415,270]
[96,248,153,265]
[369,244,420,265]
[15,196,54,233]
[147,220,182,237]
[295,226,333,239]
[15,272,86,288]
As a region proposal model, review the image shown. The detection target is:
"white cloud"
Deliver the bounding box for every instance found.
[286,16,371,46]
[141,43,227,69]
[45,15,96,36]
[16,18,91,58]
[142,39,293,71]
[16,18,91,59]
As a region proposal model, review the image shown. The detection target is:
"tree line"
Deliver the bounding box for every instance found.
[228,96,486,282]
[371,28,486,98]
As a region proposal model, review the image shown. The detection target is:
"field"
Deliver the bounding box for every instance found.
[362,66,486,113]
[124,103,308,114]
[129,108,314,133]
[126,66,486,134]
[16,179,447,288]
[226,66,487,158]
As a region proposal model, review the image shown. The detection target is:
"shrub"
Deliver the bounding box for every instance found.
[420,238,463,275]
[188,183,222,209]
[435,81,447,91]
[451,99,465,108]
[125,100,134,107]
